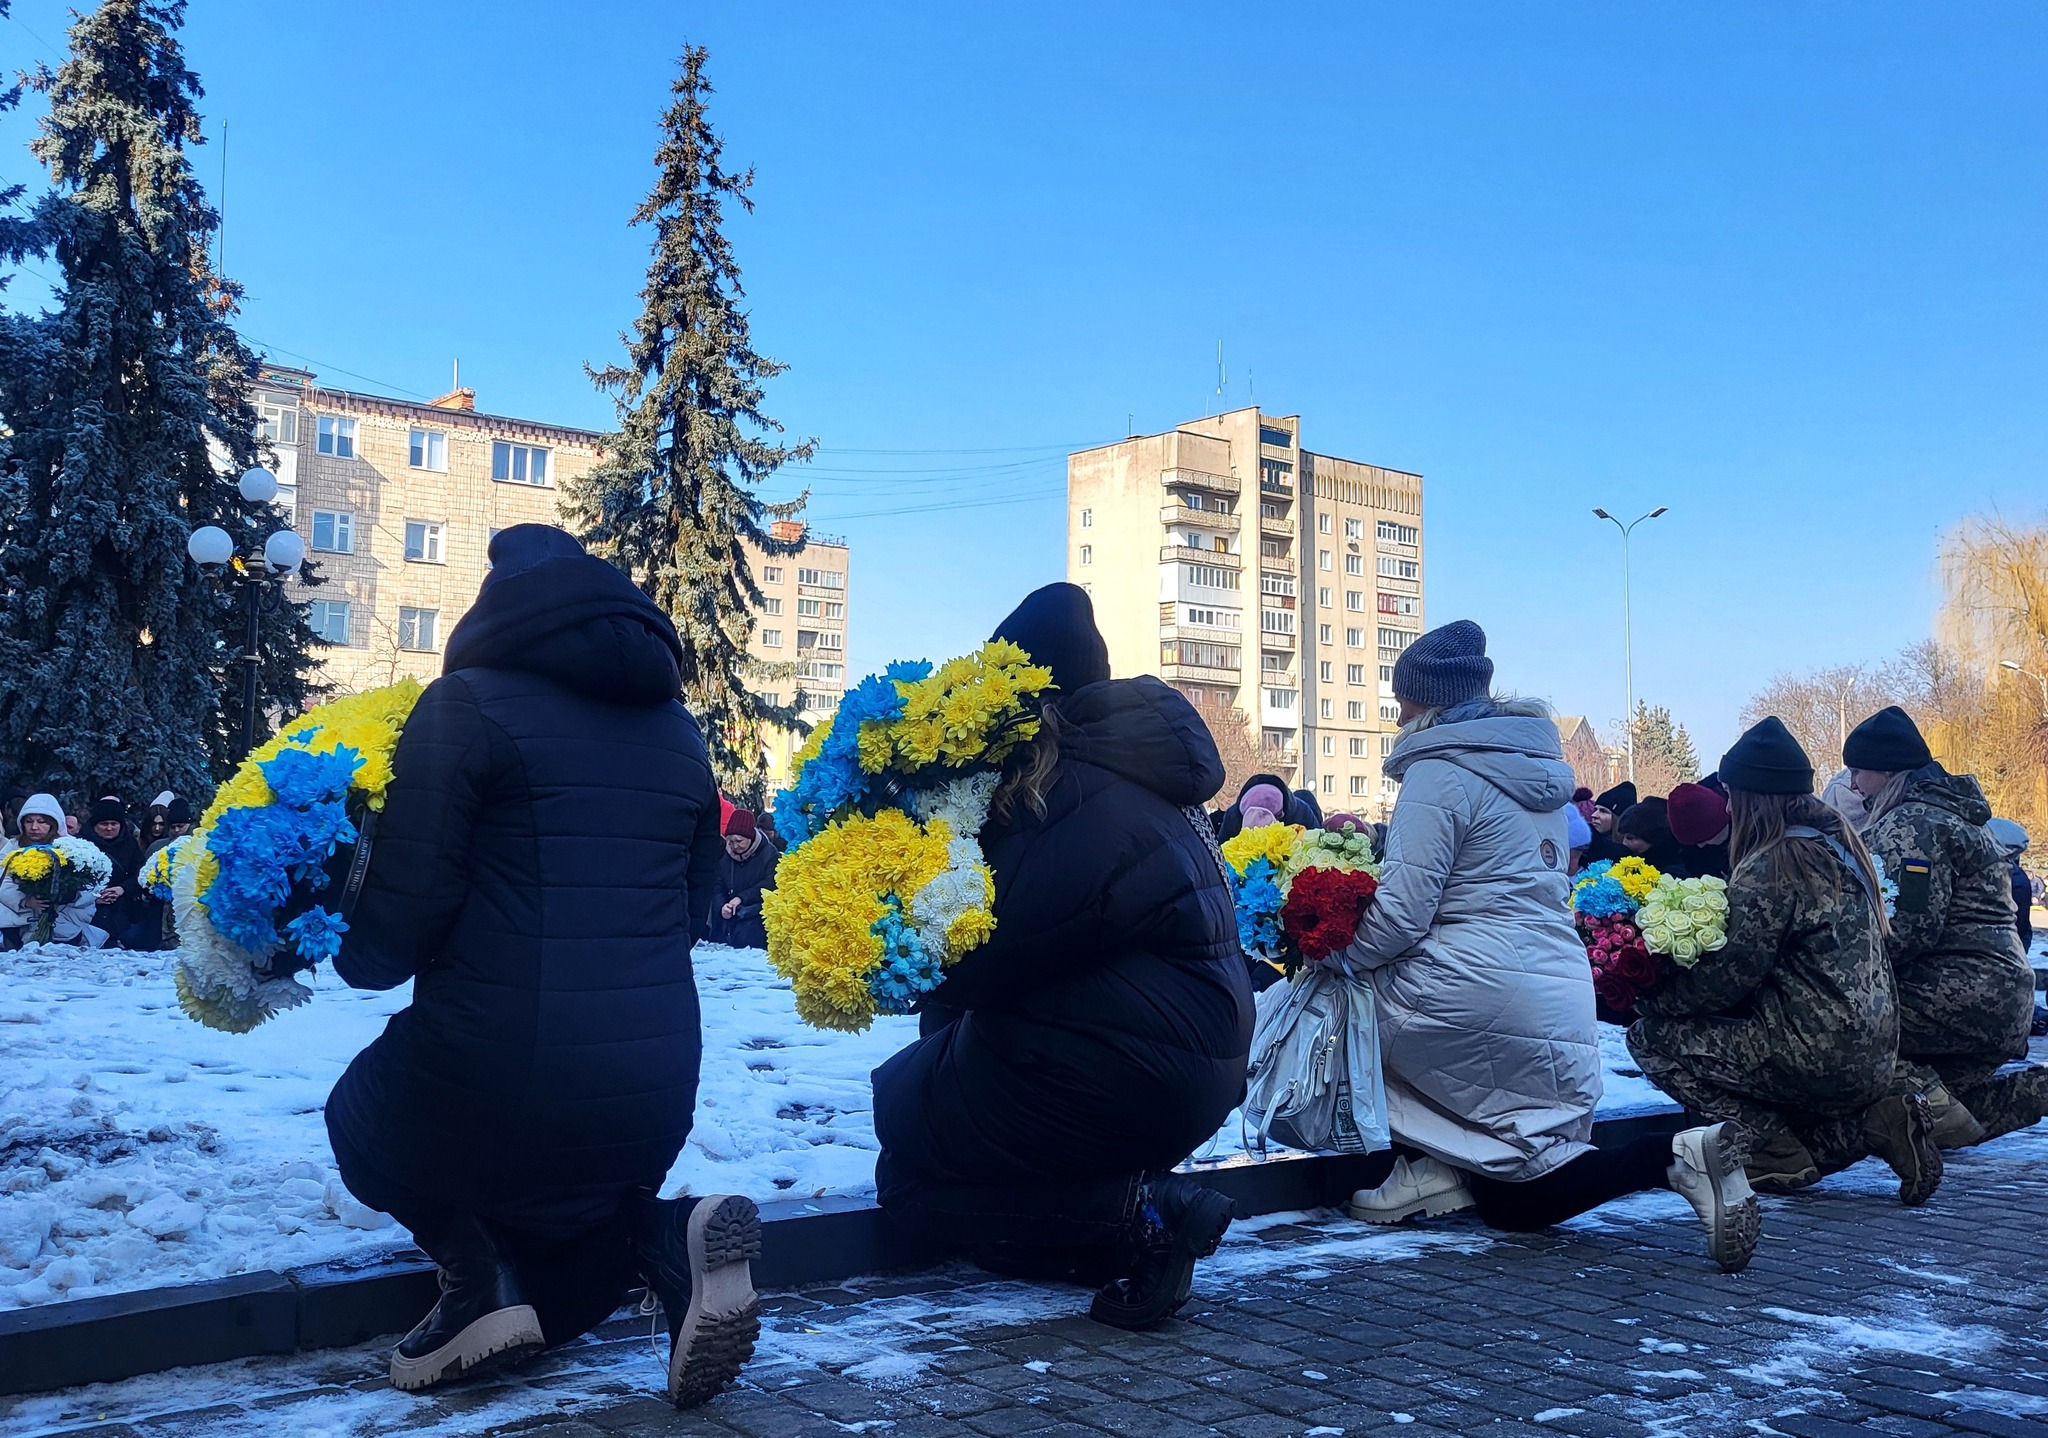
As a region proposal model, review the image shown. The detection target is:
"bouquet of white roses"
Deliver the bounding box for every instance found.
[1635,875,1729,968]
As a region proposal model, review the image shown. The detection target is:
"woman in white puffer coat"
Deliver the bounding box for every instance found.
[1339,622,1761,1272]
[0,794,110,949]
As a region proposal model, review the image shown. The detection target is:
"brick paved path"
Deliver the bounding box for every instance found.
[9,1125,2048,1438]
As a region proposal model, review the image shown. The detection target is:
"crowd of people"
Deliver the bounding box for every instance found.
[0,789,195,950]
[2,527,2040,1411]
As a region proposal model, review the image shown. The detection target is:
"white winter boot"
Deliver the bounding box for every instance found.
[1346,1155,1475,1225]
[1667,1123,1762,1273]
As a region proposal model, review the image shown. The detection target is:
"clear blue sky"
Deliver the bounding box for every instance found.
[5,2,2045,765]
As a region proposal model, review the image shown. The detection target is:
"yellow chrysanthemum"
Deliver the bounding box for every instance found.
[788,715,833,783]
[200,678,424,827]
[1611,856,1663,902]
[4,847,53,883]
[881,642,1052,773]
[1222,822,1300,877]
[855,722,895,774]
[761,808,953,1034]
[945,905,996,953]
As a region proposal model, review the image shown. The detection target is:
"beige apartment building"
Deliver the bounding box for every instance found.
[1067,407,1424,816]
[259,363,843,780]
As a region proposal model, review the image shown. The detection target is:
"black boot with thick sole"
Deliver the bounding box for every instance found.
[388,1219,544,1392]
[1088,1175,1235,1331]
[632,1191,763,1408]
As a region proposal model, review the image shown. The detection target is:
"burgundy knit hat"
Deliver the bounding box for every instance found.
[725,809,757,840]
[1666,782,1730,846]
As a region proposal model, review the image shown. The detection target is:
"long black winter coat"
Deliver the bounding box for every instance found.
[325,554,723,1238]
[708,837,779,950]
[873,677,1255,1190]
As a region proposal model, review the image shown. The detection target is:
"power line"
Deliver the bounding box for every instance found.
[810,488,1064,522]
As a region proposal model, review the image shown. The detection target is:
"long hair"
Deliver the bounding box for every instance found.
[1727,788,1890,936]
[1397,693,1552,738]
[1860,767,1922,828]
[990,701,1064,826]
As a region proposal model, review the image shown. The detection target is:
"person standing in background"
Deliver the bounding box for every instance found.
[708,810,778,950]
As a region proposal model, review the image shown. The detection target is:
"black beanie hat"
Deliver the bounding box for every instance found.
[1842,705,1933,773]
[88,797,126,825]
[165,797,194,825]
[1595,781,1638,813]
[1615,796,1671,842]
[482,523,586,592]
[992,583,1111,694]
[1718,716,1815,795]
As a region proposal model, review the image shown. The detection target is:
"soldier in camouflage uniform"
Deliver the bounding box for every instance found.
[1629,717,1943,1206]
[1846,707,2043,1146]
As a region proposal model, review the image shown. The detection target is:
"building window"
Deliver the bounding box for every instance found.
[257,402,298,445]
[1347,664,1366,685]
[1261,608,1296,635]
[310,510,354,554]
[1321,773,1335,794]
[1321,735,1335,757]
[1259,426,1293,448]
[762,597,782,615]
[1351,775,1369,797]
[491,440,551,485]
[1380,593,1421,617]
[1079,545,1093,566]
[1319,661,1333,682]
[825,602,845,619]
[1264,688,1298,711]
[397,607,439,652]
[797,597,822,617]
[1161,639,1241,671]
[1377,555,1420,580]
[798,567,846,589]
[1318,549,1332,571]
[1376,519,1419,546]
[813,631,844,650]
[1350,736,1368,758]
[763,565,783,583]
[1382,734,1396,757]
[403,521,445,564]
[1346,591,1365,612]
[1382,701,1401,722]
[1183,563,1240,591]
[1317,512,1332,534]
[1379,627,1416,650]
[761,628,783,648]
[1344,517,1364,540]
[316,416,357,458]
[1344,553,1364,576]
[1320,698,1334,719]
[1080,508,1093,528]
[1346,626,1364,647]
[307,599,351,645]
[408,429,448,471]
[1347,701,1365,720]
[1318,623,1332,644]
[1317,586,1332,608]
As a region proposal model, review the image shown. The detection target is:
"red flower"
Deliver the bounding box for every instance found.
[1615,944,1662,990]
[1281,866,1381,962]
[1592,966,1639,1013]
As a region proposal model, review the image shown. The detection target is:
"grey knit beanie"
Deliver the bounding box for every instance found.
[1391,620,1494,709]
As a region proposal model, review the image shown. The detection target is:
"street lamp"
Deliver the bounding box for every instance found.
[186,467,303,760]
[1591,505,1669,783]
[1999,659,2048,715]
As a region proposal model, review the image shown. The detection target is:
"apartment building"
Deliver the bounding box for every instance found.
[1067,407,1424,816]
[261,363,843,782]
[746,519,851,785]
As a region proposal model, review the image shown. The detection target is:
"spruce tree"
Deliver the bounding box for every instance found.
[0,0,319,803]
[564,45,814,803]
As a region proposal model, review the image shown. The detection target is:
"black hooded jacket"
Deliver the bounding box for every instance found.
[872,676,1255,1188]
[324,552,723,1237]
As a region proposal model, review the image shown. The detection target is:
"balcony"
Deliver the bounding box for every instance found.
[1162,621,1245,648]
[1162,502,1238,530]
[1259,627,1297,653]
[1260,513,1293,539]
[1161,544,1240,568]
[1162,661,1243,687]
[1162,466,1239,497]
[1259,737,1300,772]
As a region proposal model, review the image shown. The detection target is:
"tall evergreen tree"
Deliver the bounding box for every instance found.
[0,0,319,802]
[1618,701,1700,798]
[563,45,813,802]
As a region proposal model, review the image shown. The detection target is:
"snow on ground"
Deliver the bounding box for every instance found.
[0,941,1673,1309]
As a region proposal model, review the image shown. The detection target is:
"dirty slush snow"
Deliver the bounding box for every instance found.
[0,941,1677,1309]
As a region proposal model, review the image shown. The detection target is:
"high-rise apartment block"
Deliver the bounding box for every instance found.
[257,362,842,780]
[1067,408,1423,815]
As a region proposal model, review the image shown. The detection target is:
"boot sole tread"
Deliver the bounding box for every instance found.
[668,1194,762,1408]
[1346,1190,1475,1225]
[389,1304,545,1392]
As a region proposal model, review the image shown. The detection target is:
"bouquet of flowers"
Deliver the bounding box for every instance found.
[1,838,113,944]
[1570,857,1664,1012]
[1224,819,1382,973]
[1635,874,1729,968]
[763,641,1053,1032]
[139,836,189,902]
[172,680,423,1033]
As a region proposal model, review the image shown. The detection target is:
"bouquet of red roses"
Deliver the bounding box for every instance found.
[1282,865,1381,964]
[1582,913,1661,1013]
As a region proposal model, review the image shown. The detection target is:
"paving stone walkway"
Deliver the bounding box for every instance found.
[9,1124,2048,1438]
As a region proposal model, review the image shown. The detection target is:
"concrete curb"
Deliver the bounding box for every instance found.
[0,1110,1685,1396]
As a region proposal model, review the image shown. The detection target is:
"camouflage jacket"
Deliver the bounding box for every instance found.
[1863,765,2032,1059]
[1636,835,1897,1109]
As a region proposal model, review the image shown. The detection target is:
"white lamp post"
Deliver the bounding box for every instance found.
[1591,506,1668,784]
[185,467,304,758]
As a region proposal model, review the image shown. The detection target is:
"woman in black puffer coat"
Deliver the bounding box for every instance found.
[325,526,757,1406]
[873,584,1254,1330]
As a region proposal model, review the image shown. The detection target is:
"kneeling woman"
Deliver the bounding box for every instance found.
[1343,621,1760,1272]
[873,584,1254,1329]
[1630,717,1940,1206]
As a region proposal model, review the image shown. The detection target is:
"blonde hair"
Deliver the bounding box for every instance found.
[1398,693,1551,738]
[1727,789,1890,936]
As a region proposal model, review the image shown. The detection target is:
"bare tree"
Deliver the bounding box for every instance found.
[1739,665,1900,774]
[1182,689,1267,810]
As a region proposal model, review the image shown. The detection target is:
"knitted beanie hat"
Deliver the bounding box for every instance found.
[1842,705,1933,773]
[992,583,1112,695]
[1719,717,1815,795]
[1390,620,1493,709]
[725,809,757,841]
[1666,781,1731,846]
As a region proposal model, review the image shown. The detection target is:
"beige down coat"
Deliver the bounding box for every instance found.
[1341,703,1599,1181]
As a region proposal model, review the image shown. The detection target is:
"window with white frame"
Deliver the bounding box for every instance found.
[1264,688,1297,710]
[1318,549,1332,571]
[1317,586,1332,608]
[1079,545,1093,566]
[1321,735,1335,756]
[1347,701,1365,720]
[1376,519,1419,545]
[762,597,782,615]
[1344,517,1364,540]
[1351,775,1370,797]
[1321,773,1335,794]
[1382,701,1401,722]
[813,631,844,650]
[1382,733,1396,757]
[1378,627,1415,650]
[797,598,823,617]
[1318,624,1332,644]
[825,602,845,619]
[1320,698,1334,719]
[1319,661,1333,682]
[1347,663,1366,685]
[1377,555,1420,580]
[491,440,550,485]
[311,510,354,554]
[408,429,448,471]
[763,565,783,583]
[798,567,846,589]
[316,416,357,458]
[1350,736,1368,758]
[1080,509,1093,528]
[1344,553,1364,576]
[1346,591,1365,612]
[398,607,439,652]
[1346,626,1364,647]
[403,521,445,563]
[1317,512,1332,534]
[307,599,351,645]
[257,402,298,445]
[1261,607,1295,635]
[761,628,783,648]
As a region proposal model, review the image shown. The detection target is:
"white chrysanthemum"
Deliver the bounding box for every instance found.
[51,836,113,889]
[906,773,1000,841]
[908,836,995,962]
[169,835,313,1033]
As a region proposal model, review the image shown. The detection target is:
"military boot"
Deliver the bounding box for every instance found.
[1744,1130,1821,1194]
[630,1190,761,1409]
[1923,1082,1988,1149]
[388,1217,544,1392]
[1090,1175,1236,1331]
[1863,1093,1943,1207]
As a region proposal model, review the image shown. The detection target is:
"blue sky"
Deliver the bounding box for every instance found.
[4,2,2044,764]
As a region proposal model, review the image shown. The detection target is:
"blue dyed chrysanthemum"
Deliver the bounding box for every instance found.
[775,660,933,848]
[868,895,944,1014]
[284,906,350,964]
[1234,857,1286,954]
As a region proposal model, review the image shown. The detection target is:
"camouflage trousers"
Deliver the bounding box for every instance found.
[1626,1017,1886,1171]
[1894,1056,2048,1144]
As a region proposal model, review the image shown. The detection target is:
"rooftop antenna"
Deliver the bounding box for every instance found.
[1127,412,1134,437]
[453,358,460,392]
[1215,341,1226,414]
[1248,366,1255,405]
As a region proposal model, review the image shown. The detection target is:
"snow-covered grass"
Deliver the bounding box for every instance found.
[0,940,1673,1310]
